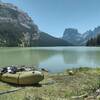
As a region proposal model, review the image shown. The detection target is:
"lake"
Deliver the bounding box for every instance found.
[0,47,100,72]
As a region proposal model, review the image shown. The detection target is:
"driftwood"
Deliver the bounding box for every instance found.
[71,93,88,99]
[0,87,24,95]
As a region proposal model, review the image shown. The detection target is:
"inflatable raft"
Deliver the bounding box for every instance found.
[0,71,44,85]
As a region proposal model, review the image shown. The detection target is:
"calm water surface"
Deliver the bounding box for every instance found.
[0,47,100,72]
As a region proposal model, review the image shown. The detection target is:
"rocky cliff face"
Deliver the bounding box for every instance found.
[62,28,83,45]
[62,26,100,46]
[0,2,39,47]
[83,26,100,40]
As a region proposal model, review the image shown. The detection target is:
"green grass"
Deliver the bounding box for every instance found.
[0,67,100,99]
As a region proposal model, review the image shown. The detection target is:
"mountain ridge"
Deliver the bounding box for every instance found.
[62,26,100,46]
[33,32,72,46]
[0,2,72,47]
[0,2,100,46]
[0,2,40,47]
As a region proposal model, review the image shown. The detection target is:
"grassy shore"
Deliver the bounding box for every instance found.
[0,67,100,100]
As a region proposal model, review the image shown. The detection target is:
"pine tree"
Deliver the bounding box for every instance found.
[96,34,100,46]
[86,34,100,46]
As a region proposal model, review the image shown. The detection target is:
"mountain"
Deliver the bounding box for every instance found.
[62,28,83,45]
[2,2,100,47]
[83,26,100,40]
[33,32,72,46]
[0,2,72,47]
[62,26,100,46]
[0,2,39,47]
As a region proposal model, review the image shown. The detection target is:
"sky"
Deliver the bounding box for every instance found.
[2,0,100,37]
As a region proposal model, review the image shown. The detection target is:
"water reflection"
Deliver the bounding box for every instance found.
[62,50,79,64]
[0,47,100,72]
[0,48,58,66]
[62,47,100,67]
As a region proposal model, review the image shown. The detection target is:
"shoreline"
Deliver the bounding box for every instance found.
[0,67,100,100]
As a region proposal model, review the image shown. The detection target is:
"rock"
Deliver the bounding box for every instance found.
[97,95,100,100]
[96,89,100,95]
[84,96,95,100]
[68,70,74,75]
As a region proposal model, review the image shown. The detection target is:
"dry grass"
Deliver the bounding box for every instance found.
[0,67,100,100]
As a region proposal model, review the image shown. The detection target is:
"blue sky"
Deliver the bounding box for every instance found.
[2,0,100,37]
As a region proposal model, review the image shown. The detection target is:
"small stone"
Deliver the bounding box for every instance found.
[96,89,100,93]
[97,95,100,100]
[68,70,74,75]
[84,96,95,100]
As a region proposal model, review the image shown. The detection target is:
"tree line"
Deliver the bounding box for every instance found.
[86,34,100,46]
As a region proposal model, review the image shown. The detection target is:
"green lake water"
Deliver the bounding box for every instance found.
[0,47,100,72]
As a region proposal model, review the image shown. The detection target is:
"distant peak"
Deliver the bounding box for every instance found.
[64,28,80,35]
